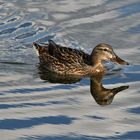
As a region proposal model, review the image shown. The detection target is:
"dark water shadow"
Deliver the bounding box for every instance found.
[38,64,129,106]
[0,27,17,35]
[119,2,140,17]
[0,100,68,109]
[0,115,76,130]
[0,61,29,65]
[127,106,140,114]
[38,64,82,84]
[15,31,36,39]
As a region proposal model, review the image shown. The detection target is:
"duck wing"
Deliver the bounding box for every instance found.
[33,41,91,75]
[48,40,90,65]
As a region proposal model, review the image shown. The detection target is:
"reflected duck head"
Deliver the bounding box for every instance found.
[95,85,129,106]
[91,43,129,65]
[90,76,129,106]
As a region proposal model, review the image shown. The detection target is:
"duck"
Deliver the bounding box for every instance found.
[33,40,129,76]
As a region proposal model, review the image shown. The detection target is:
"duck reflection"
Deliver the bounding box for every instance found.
[38,64,129,106]
[38,64,82,84]
[90,75,129,106]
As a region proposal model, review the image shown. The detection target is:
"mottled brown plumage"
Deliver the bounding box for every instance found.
[33,40,129,76]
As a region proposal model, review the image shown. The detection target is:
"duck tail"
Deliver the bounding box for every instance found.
[32,42,48,56]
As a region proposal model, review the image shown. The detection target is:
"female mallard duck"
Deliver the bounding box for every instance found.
[33,40,129,76]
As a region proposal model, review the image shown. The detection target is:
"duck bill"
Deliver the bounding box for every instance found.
[112,54,129,65]
[111,85,129,95]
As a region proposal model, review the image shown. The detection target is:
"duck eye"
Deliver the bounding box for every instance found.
[103,49,108,51]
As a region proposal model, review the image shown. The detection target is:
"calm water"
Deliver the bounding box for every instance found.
[0,0,140,140]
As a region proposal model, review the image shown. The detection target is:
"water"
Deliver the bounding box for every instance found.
[0,0,140,140]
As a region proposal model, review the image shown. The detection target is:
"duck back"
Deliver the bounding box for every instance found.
[33,40,91,75]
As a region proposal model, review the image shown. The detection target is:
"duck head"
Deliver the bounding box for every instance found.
[91,43,129,65]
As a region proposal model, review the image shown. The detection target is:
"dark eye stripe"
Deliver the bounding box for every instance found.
[103,49,108,51]
[98,48,109,51]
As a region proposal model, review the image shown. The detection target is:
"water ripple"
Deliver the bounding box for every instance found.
[0,0,140,139]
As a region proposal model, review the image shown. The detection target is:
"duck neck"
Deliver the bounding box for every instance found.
[89,55,106,74]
